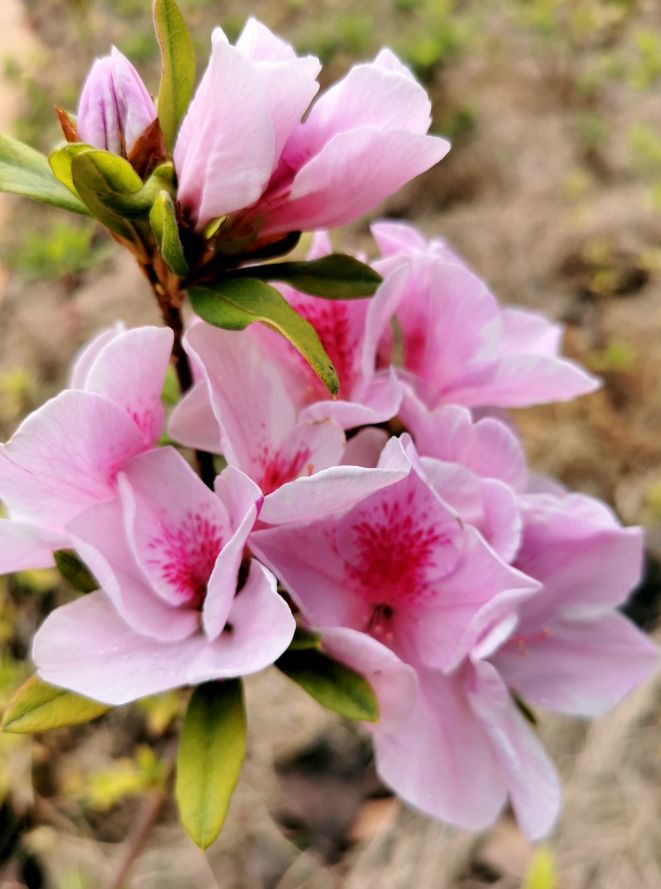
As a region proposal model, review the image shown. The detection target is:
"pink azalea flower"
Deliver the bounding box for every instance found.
[492,491,659,716]
[77,47,157,155]
[250,435,555,835]
[169,321,345,493]
[0,326,173,575]
[371,221,600,410]
[33,447,295,704]
[175,18,321,230]
[260,232,407,429]
[174,19,449,237]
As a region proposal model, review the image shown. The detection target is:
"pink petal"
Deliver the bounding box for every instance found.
[341,428,388,468]
[0,520,64,574]
[82,326,173,446]
[402,397,528,490]
[320,626,417,730]
[33,563,294,705]
[119,448,230,609]
[494,612,659,717]
[0,391,144,530]
[67,498,198,642]
[374,665,507,831]
[174,29,275,228]
[262,127,449,236]
[168,381,222,453]
[301,369,402,429]
[499,308,563,357]
[204,467,263,640]
[259,435,411,524]
[69,324,124,389]
[468,660,561,840]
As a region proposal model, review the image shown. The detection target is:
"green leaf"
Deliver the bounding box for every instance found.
[276,649,379,722]
[176,680,246,849]
[0,133,89,215]
[239,254,383,299]
[189,279,339,395]
[71,149,143,238]
[49,142,93,195]
[150,190,189,276]
[154,0,196,153]
[1,676,109,734]
[53,549,98,593]
[288,627,322,652]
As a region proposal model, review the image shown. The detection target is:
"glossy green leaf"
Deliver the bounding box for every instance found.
[189,278,339,395]
[0,134,89,215]
[150,190,189,276]
[54,549,98,593]
[240,254,383,299]
[154,0,196,153]
[276,649,379,722]
[1,676,109,734]
[176,680,246,849]
[71,149,143,238]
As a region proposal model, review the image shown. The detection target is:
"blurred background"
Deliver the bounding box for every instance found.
[0,0,660,886]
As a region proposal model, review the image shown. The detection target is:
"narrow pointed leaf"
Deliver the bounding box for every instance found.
[276,649,379,722]
[189,279,339,395]
[238,254,382,299]
[54,549,98,593]
[0,133,89,215]
[150,190,189,275]
[154,0,196,153]
[176,680,246,849]
[2,676,108,733]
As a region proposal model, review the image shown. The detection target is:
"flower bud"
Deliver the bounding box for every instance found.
[77,47,156,156]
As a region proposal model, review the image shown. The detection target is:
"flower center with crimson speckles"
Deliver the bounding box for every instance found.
[335,484,461,625]
[148,509,223,607]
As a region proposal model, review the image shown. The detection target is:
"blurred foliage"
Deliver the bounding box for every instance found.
[4,220,108,282]
[524,846,557,889]
[79,745,167,811]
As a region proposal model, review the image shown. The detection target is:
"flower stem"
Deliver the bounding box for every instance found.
[140,258,216,488]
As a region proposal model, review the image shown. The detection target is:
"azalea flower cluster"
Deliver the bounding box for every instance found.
[0,9,657,847]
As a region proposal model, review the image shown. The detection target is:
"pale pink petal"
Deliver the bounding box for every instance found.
[516,493,644,618]
[168,381,222,453]
[0,520,64,574]
[371,220,430,257]
[452,352,600,408]
[82,326,173,446]
[301,370,402,429]
[262,127,449,236]
[119,448,230,608]
[184,324,298,478]
[499,308,563,357]
[374,666,507,831]
[494,612,659,717]
[257,419,346,495]
[320,626,417,730]
[395,526,536,672]
[402,397,528,490]
[259,435,411,524]
[69,324,124,389]
[0,391,143,529]
[468,660,561,840]
[174,29,275,228]
[203,467,263,640]
[341,428,388,468]
[67,498,198,642]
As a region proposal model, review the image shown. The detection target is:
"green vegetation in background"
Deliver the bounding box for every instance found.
[4,220,109,281]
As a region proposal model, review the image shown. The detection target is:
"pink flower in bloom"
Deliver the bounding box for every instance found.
[261,233,406,428]
[492,491,659,716]
[33,447,295,704]
[77,47,157,155]
[174,19,449,237]
[0,326,172,576]
[169,322,345,493]
[250,435,557,835]
[372,221,600,410]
